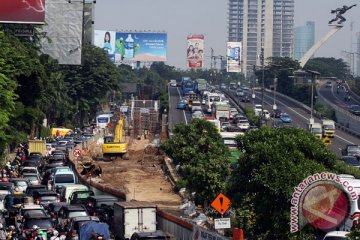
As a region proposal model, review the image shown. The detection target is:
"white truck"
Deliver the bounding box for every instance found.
[321,119,335,138]
[113,201,157,240]
[308,122,323,139]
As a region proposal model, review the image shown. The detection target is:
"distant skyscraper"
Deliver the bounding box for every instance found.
[227,0,294,76]
[294,21,315,61]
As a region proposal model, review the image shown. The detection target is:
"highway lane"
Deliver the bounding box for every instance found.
[168,85,192,131]
[318,84,360,109]
[224,88,360,156]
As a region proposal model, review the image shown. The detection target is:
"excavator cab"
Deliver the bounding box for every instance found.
[103,135,114,143]
[102,116,129,160]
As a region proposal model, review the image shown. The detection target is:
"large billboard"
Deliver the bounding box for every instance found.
[0,0,45,24]
[41,0,84,65]
[227,42,242,73]
[186,34,204,69]
[94,31,167,63]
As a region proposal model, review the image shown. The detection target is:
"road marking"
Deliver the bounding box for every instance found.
[336,135,354,145]
[177,87,188,125]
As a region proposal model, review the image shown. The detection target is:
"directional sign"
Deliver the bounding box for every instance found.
[211,193,231,215]
[214,218,231,229]
[73,149,82,158]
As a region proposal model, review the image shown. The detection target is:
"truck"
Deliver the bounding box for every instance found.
[181,77,193,95]
[322,119,335,138]
[28,140,47,157]
[194,78,208,94]
[212,102,230,121]
[308,122,323,139]
[113,201,157,240]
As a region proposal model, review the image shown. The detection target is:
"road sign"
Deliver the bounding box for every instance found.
[214,218,231,229]
[73,149,82,158]
[211,193,231,215]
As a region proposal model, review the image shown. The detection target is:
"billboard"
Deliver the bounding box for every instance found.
[0,0,45,24]
[41,0,84,65]
[187,34,204,69]
[94,31,167,63]
[227,42,242,72]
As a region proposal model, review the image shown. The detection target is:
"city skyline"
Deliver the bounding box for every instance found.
[94,0,360,70]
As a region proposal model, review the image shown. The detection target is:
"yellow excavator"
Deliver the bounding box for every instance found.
[102,115,129,160]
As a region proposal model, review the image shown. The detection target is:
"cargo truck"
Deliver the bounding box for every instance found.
[308,123,323,139]
[322,119,335,138]
[113,201,157,240]
[28,140,47,157]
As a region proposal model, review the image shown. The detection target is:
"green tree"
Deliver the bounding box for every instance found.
[304,57,350,80]
[346,225,360,239]
[162,119,231,204]
[229,127,337,239]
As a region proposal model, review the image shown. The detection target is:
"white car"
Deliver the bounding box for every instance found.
[169,79,177,87]
[236,89,244,97]
[323,231,349,239]
[254,104,263,116]
[21,167,40,176]
[192,110,204,120]
[237,119,250,130]
[262,110,271,120]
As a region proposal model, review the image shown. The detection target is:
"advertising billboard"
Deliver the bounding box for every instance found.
[227,42,242,72]
[0,0,45,24]
[41,0,83,65]
[94,31,167,63]
[187,34,204,69]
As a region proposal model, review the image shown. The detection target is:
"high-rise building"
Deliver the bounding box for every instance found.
[294,21,315,61]
[228,0,294,76]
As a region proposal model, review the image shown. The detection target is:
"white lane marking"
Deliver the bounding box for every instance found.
[177,87,188,125]
[262,92,355,145]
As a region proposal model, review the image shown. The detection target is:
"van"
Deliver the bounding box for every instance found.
[60,184,89,203]
[51,169,76,192]
[254,104,263,116]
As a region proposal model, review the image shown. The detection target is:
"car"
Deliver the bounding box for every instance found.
[21,167,39,176]
[176,100,187,110]
[85,195,118,216]
[33,190,60,206]
[237,119,250,131]
[342,145,360,159]
[0,182,14,195]
[221,83,227,89]
[349,105,360,115]
[229,110,239,119]
[169,79,177,87]
[241,94,250,102]
[9,178,29,192]
[22,173,41,186]
[192,110,204,120]
[221,122,230,131]
[25,185,47,197]
[262,110,271,120]
[241,86,250,91]
[236,89,244,97]
[271,108,282,118]
[341,156,360,168]
[325,81,332,88]
[322,231,348,240]
[17,204,47,226]
[66,216,100,240]
[273,119,291,128]
[46,202,69,220]
[56,205,89,229]
[21,216,55,237]
[68,190,95,205]
[225,125,244,132]
[279,113,291,123]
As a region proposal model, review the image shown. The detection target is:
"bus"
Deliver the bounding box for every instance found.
[220,132,244,165]
[212,102,230,121]
[205,93,221,113]
[181,77,194,96]
[96,113,114,129]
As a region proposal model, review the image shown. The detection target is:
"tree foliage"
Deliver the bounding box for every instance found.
[229,127,337,239]
[161,119,231,204]
[304,57,350,80]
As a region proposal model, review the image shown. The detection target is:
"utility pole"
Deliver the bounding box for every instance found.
[210,48,214,70]
[260,48,265,127]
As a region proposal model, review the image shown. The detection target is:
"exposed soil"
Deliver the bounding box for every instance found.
[77,138,181,210]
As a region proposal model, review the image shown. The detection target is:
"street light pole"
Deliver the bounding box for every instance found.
[260,48,265,127]
[273,77,277,111]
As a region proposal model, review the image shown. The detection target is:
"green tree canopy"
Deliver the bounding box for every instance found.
[229,127,337,239]
[304,57,350,80]
[162,119,231,204]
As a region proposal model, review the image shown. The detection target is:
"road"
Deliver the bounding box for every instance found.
[168,84,360,157]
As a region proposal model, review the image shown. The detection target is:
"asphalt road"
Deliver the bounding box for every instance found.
[168,85,192,131]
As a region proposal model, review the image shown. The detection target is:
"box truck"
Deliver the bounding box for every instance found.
[113,201,157,240]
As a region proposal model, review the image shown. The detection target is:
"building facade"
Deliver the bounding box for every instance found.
[357,32,360,77]
[228,0,294,76]
[294,21,315,61]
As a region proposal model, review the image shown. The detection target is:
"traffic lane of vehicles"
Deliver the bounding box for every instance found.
[260,90,360,156]
[168,86,192,127]
[319,85,355,109]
